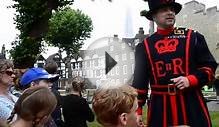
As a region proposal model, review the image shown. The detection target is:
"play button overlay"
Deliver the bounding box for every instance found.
[105,51,117,74]
[83,36,135,87]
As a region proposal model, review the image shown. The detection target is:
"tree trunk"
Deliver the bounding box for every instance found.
[66,51,72,78]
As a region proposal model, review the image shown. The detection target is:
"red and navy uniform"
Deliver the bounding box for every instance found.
[132,27,217,127]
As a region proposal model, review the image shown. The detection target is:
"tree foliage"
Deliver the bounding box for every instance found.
[11,0,74,38]
[45,7,92,78]
[45,7,93,56]
[10,37,42,68]
[10,0,74,68]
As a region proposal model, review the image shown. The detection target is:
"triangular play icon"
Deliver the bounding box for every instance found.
[105,51,117,74]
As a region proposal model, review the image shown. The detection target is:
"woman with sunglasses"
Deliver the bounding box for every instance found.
[0,59,17,121]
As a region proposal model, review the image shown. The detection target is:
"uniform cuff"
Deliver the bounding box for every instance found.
[187,75,198,87]
[136,107,143,115]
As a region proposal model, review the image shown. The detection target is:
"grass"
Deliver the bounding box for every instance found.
[210,111,219,127]
[87,108,219,127]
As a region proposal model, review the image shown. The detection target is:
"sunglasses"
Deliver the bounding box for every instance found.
[5,71,14,76]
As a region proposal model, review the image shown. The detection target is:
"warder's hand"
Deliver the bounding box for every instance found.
[171,76,190,90]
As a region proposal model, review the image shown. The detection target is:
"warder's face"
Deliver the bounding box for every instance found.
[153,6,176,29]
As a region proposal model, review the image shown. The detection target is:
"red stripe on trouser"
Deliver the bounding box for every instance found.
[199,68,212,81]
[185,29,192,75]
[137,89,147,94]
[147,99,152,126]
[163,95,167,127]
[199,67,213,75]
[196,91,211,127]
[180,94,188,124]
[170,95,178,125]
[204,69,211,81]
[138,100,144,103]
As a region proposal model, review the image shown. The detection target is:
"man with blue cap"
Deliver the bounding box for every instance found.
[20,67,59,127]
[20,67,59,89]
[132,0,217,127]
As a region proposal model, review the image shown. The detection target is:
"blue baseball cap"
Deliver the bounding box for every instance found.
[20,67,59,87]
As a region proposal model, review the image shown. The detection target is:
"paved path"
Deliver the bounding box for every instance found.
[207,101,219,111]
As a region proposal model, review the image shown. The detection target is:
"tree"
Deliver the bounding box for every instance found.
[45,7,93,77]
[11,0,74,38]
[10,37,42,68]
[10,0,74,68]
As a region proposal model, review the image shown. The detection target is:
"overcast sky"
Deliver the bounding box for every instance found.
[0,0,218,58]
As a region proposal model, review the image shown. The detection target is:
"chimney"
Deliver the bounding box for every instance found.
[138,27,144,35]
[113,34,119,41]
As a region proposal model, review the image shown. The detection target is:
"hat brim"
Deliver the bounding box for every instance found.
[145,2,182,20]
[38,74,59,82]
[21,74,59,87]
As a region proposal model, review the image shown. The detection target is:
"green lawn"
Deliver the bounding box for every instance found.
[87,109,219,127]
[210,111,219,127]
